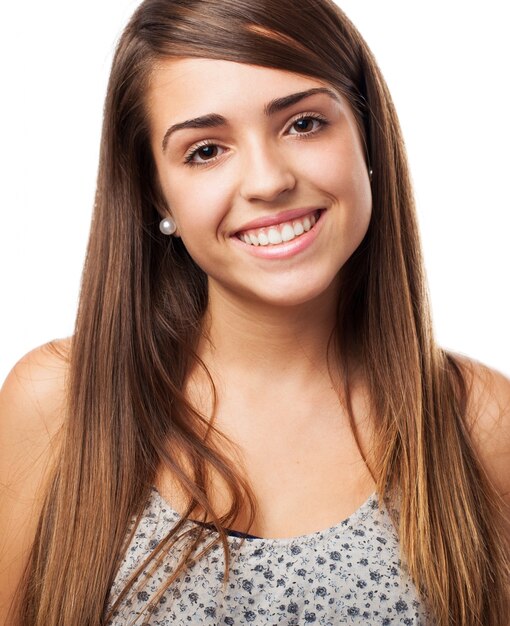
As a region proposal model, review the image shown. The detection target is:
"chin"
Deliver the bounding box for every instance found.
[243,278,340,309]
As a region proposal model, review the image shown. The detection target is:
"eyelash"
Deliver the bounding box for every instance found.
[183,112,329,167]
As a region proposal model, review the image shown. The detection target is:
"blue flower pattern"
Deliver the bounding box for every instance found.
[106,487,431,624]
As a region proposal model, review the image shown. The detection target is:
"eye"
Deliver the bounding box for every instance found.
[184,141,225,166]
[287,114,328,136]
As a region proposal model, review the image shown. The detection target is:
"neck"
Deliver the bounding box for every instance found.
[197,279,342,387]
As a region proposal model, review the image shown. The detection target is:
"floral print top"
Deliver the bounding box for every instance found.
[106,487,432,624]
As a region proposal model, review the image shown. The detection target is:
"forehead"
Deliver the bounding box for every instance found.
[147,57,341,125]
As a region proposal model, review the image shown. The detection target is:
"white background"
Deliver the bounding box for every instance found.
[1,1,508,383]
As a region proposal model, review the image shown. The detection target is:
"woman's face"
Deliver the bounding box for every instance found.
[148,58,372,308]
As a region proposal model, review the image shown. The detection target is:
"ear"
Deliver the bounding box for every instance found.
[151,181,181,238]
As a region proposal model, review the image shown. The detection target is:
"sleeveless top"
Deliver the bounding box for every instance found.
[105,487,432,624]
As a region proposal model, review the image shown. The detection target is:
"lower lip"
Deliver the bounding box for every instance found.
[230,210,325,260]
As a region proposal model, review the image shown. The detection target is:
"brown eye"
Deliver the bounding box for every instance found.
[185,142,224,166]
[197,145,218,160]
[293,118,315,132]
[288,116,326,136]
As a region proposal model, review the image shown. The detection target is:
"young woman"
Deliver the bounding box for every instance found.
[1,0,509,624]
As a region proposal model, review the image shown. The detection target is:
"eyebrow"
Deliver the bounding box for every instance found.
[161,87,340,152]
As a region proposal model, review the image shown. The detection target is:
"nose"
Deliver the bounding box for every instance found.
[238,139,296,202]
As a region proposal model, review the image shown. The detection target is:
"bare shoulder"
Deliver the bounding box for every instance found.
[0,338,71,619]
[0,337,71,453]
[0,337,71,495]
[454,353,510,500]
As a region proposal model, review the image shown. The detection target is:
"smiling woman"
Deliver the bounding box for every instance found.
[149,59,371,306]
[1,1,509,625]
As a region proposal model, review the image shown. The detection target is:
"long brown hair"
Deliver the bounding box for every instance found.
[12,1,509,624]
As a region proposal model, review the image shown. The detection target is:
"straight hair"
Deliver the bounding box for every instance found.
[11,1,509,623]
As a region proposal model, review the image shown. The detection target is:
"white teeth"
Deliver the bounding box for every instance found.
[238,211,321,247]
[293,221,304,236]
[258,232,269,246]
[280,224,295,242]
[267,228,283,244]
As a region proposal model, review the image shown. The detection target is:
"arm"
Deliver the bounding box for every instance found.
[0,340,69,625]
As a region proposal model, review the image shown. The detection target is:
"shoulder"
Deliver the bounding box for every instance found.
[0,339,71,619]
[1,338,71,437]
[454,353,510,501]
[0,338,71,489]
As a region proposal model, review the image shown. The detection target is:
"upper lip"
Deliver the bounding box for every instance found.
[234,207,322,235]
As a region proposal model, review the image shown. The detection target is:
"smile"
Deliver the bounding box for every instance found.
[236,210,321,247]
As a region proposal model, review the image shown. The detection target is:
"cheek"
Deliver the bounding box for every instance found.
[301,141,371,213]
[159,172,238,278]
[159,169,233,238]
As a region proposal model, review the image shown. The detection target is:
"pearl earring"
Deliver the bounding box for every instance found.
[159,217,177,235]
[369,168,373,181]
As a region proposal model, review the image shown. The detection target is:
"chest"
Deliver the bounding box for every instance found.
[155,387,376,539]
